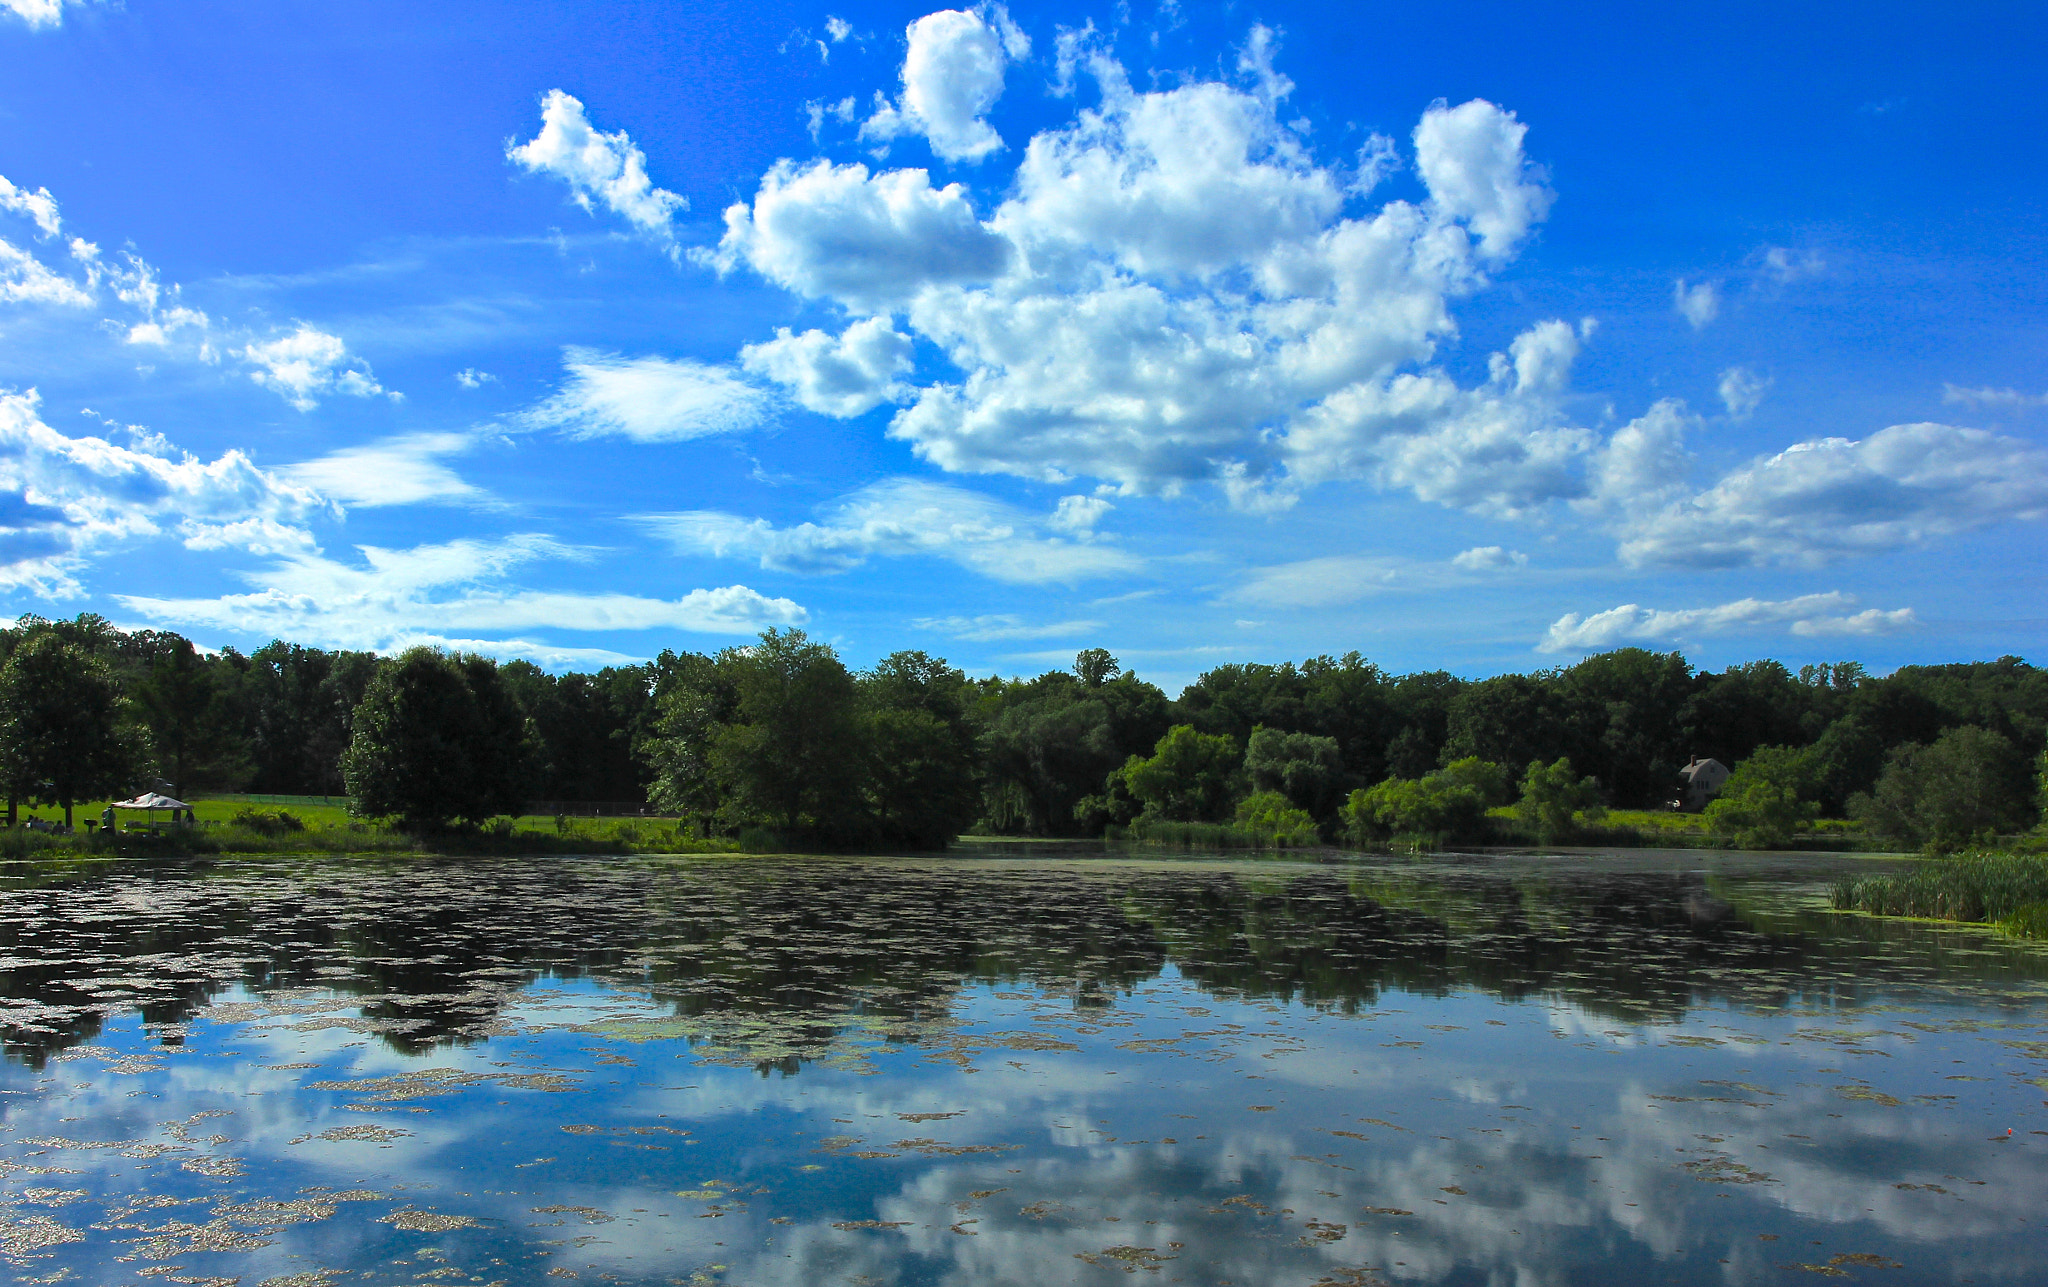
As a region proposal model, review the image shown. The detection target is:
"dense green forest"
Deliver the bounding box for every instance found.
[0,613,2042,849]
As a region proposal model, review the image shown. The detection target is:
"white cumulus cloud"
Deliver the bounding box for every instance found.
[1,0,73,30]
[739,316,914,417]
[701,159,1011,311]
[1413,96,1554,263]
[713,33,1561,511]
[1050,494,1111,532]
[0,174,61,237]
[523,348,771,442]
[1673,278,1719,329]
[1539,592,1917,653]
[1452,545,1527,570]
[238,325,391,411]
[861,7,1028,162]
[1612,420,2048,567]
[1718,365,1770,418]
[637,476,1139,584]
[0,389,327,594]
[509,89,688,255]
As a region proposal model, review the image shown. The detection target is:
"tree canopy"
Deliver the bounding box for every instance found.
[340,648,535,830]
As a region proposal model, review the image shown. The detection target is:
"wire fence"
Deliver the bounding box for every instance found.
[202,794,662,818]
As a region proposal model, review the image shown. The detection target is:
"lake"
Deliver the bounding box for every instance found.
[2,850,2045,1286]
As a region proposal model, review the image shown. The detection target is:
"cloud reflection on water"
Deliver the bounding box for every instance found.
[0,854,2045,1284]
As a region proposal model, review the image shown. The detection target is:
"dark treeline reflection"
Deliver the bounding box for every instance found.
[4,856,2045,1069]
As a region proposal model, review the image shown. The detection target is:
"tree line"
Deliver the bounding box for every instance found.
[0,613,2041,845]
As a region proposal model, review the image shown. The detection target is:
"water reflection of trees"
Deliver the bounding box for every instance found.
[2,856,2045,1068]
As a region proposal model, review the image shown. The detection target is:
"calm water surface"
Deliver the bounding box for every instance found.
[2,850,2046,1286]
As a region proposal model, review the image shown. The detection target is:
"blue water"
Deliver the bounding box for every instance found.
[0,851,2044,1285]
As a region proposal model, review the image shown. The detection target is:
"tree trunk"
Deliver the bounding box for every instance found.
[62,798,73,827]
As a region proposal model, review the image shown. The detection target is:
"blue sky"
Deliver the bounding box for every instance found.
[0,0,2042,689]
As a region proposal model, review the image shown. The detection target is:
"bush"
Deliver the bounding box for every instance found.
[1514,757,1604,845]
[1345,758,1511,847]
[230,808,305,837]
[2001,901,2048,940]
[738,825,784,854]
[1233,790,1322,848]
[1704,745,1819,848]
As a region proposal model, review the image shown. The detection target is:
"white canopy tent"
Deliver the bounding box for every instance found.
[110,792,190,831]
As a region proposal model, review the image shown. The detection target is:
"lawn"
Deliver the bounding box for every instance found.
[4,793,726,856]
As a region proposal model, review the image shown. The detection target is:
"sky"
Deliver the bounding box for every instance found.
[0,0,2043,690]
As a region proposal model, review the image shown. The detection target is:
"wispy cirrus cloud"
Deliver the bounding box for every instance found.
[637,477,1141,584]
[1942,383,2048,409]
[912,613,1103,641]
[116,534,805,660]
[283,433,488,509]
[522,348,772,442]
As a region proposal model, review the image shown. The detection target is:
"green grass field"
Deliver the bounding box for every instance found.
[1,792,729,856]
[26,794,676,833]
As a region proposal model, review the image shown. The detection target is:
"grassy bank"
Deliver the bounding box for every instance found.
[1488,809,1870,851]
[1102,807,1876,856]
[1103,817,1329,852]
[1832,850,2048,938]
[0,795,737,861]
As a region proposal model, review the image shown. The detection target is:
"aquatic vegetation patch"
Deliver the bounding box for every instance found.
[1832,851,2048,931]
[1074,1244,1178,1272]
[376,1209,486,1232]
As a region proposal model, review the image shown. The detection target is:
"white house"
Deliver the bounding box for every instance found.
[1675,756,1731,812]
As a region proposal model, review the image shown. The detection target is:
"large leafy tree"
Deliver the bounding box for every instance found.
[1851,725,2036,849]
[708,629,864,835]
[643,650,738,833]
[0,631,144,826]
[341,649,534,830]
[1563,648,1694,808]
[122,631,248,797]
[1244,727,1347,822]
[976,652,1171,835]
[1117,725,1241,823]
[1444,673,1581,776]
[859,650,982,848]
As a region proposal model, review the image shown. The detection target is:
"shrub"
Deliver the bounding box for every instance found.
[1345,757,1511,847]
[1233,790,1322,848]
[1704,745,1819,848]
[230,808,305,837]
[1514,757,1604,845]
